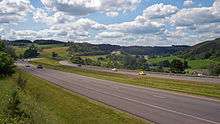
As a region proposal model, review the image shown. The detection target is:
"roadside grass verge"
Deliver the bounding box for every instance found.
[0,71,147,124]
[32,58,60,66]
[30,58,220,99]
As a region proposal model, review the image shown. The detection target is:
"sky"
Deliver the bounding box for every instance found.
[0,0,219,46]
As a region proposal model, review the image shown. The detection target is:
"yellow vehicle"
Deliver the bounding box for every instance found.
[138,71,146,75]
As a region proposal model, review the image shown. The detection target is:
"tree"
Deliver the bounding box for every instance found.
[208,63,220,76]
[0,51,15,77]
[159,60,170,67]
[52,52,58,59]
[70,56,84,64]
[0,40,15,77]
[123,54,137,69]
[170,59,186,73]
[0,40,16,59]
[23,45,39,58]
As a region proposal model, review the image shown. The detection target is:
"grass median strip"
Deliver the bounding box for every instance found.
[0,71,148,124]
[30,58,220,99]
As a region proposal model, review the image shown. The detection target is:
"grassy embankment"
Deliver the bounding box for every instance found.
[31,58,220,99]
[0,71,147,124]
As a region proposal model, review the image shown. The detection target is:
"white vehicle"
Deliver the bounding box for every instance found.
[112,68,118,71]
[198,73,203,76]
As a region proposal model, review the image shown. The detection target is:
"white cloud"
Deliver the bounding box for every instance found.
[0,0,32,23]
[97,31,124,38]
[107,4,176,34]
[33,8,75,25]
[105,11,119,17]
[140,3,178,19]
[183,0,193,8]
[41,0,140,16]
[171,1,220,26]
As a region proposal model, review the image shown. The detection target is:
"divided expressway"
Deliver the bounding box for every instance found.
[59,61,220,84]
[20,65,220,124]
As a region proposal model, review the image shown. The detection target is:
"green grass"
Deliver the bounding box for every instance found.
[81,55,107,60]
[32,58,61,66]
[13,45,68,59]
[13,46,28,56]
[148,56,180,63]
[188,59,220,69]
[31,58,220,99]
[0,71,147,124]
[148,56,220,69]
[40,46,68,58]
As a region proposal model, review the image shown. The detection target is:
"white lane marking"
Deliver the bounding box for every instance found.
[152,94,167,99]
[31,69,220,124]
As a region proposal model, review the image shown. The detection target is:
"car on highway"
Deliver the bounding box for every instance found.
[111,68,118,71]
[37,65,43,69]
[138,71,146,75]
[77,64,82,67]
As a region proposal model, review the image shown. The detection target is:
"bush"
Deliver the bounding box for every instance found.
[208,63,220,76]
[0,52,15,77]
[23,45,39,58]
[16,74,27,90]
[70,56,84,64]
[170,59,187,73]
[5,90,31,123]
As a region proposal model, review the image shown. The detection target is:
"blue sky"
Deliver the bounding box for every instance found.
[0,0,219,46]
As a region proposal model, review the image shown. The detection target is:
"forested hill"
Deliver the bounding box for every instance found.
[121,45,189,55]
[67,42,190,56]
[182,38,220,59]
[9,39,190,56]
[33,40,65,45]
[9,39,65,45]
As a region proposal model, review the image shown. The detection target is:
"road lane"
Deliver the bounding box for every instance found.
[60,61,220,83]
[22,67,220,124]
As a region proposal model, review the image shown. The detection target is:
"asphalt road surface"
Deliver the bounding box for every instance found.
[20,65,220,124]
[60,61,220,83]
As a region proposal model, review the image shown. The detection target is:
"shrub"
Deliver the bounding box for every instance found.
[208,63,220,76]
[16,74,27,90]
[0,52,15,77]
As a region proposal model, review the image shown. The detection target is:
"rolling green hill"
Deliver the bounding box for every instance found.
[182,38,220,59]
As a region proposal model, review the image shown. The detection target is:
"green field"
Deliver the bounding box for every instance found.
[0,71,147,124]
[14,45,69,59]
[31,58,220,99]
[13,46,28,56]
[40,46,68,58]
[148,56,220,69]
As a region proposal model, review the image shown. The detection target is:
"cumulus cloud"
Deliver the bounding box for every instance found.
[171,1,220,26]
[107,4,176,34]
[33,8,75,25]
[0,0,32,23]
[41,0,140,16]
[139,3,178,19]
[97,31,124,38]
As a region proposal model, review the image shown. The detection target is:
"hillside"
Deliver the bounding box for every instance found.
[182,38,220,59]
[67,42,190,56]
[33,39,65,45]
[121,45,189,55]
